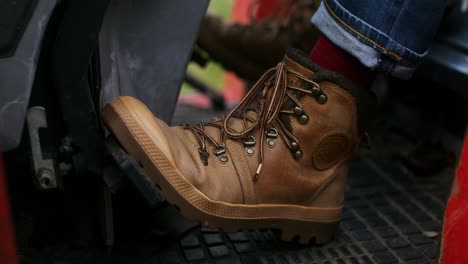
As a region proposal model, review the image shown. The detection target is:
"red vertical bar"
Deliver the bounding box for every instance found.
[0,151,18,264]
[440,134,468,264]
[223,0,253,107]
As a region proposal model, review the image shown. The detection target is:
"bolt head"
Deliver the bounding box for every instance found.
[267,139,276,148]
[246,147,254,156]
[38,169,54,188]
[219,155,229,163]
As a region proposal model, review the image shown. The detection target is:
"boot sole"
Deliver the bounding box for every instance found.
[102,97,341,244]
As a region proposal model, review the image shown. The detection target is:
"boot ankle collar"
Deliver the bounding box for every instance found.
[286,48,377,131]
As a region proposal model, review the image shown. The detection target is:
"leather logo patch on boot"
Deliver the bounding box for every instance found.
[312,133,351,171]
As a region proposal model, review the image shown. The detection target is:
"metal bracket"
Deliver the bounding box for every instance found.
[26,107,57,189]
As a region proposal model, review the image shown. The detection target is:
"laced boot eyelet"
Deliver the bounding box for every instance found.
[213,145,229,164]
[293,149,303,160]
[290,142,302,160]
[265,128,278,148]
[298,114,309,124]
[311,86,328,104]
[293,106,303,116]
[198,148,210,166]
[293,106,309,125]
[291,142,299,151]
[243,135,256,156]
[317,94,327,104]
[311,87,321,96]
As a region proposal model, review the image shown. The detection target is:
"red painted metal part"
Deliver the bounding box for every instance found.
[254,0,296,20]
[224,0,296,107]
[223,0,252,107]
[440,134,468,263]
[0,151,18,264]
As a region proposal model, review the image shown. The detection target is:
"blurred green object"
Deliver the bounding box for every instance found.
[182,0,233,94]
[207,0,233,22]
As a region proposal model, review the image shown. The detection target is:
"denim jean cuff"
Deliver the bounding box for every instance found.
[311,1,427,79]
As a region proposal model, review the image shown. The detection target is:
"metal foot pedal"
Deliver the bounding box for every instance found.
[105,136,199,238]
[105,136,165,208]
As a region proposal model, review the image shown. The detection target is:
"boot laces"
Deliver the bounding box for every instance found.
[184,62,322,181]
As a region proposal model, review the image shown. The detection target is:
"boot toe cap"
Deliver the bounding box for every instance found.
[104,96,176,165]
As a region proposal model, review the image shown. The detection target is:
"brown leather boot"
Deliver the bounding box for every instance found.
[102,48,375,244]
[197,0,320,82]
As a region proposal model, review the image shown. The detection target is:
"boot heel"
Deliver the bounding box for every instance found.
[280,220,339,244]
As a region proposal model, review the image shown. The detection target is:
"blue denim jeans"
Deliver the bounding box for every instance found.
[311,0,447,79]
